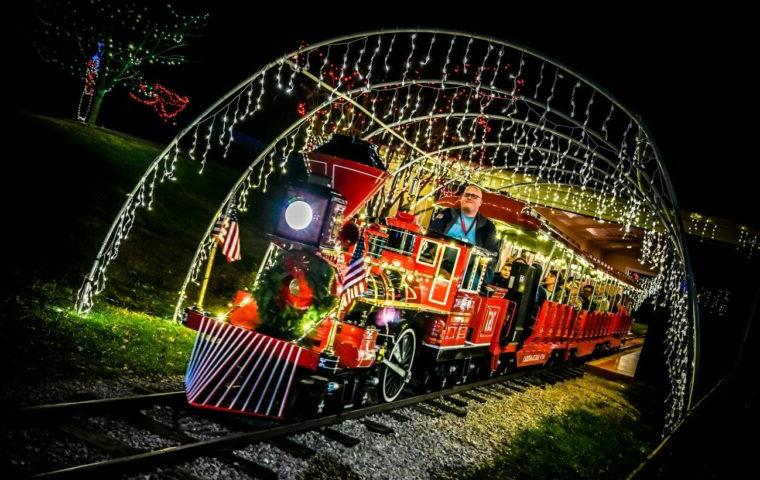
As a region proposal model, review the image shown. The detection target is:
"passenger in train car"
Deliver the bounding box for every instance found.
[579,284,598,312]
[536,270,561,307]
[566,279,584,310]
[494,250,532,287]
[595,284,611,312]
[620,297,633,316]
[553,274,565,301]
[429,184,499,286]
[611,293,624,313]
[493,261,513,288]
[428,185,498,251]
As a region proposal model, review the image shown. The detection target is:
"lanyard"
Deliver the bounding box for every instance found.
[458,213,476,238]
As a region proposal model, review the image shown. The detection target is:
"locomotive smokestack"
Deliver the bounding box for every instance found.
[305,134,390,221]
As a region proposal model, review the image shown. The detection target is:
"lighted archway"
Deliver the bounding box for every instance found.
[75,29,696,433]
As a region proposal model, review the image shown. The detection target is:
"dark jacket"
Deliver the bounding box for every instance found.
[535,284,549,307]
[428,207,499,253]
[429,208,499,287]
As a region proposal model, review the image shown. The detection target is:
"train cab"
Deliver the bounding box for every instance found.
[182,134,640,419]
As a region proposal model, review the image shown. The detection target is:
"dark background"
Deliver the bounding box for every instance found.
[9,3,758,227]
[5,4,759,476]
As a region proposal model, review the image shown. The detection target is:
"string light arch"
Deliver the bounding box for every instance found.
[75,29,697,434]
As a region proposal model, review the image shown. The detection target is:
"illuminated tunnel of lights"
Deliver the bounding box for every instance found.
[75,30,696,433]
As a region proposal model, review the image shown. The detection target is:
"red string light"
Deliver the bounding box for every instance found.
[129,83,190,120]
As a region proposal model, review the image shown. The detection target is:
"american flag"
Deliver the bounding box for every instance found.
[339,236,368,308]
[211,214,226,239]
[212,210,242,263]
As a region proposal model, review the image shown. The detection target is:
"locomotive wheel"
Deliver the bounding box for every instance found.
[381,327,416,402]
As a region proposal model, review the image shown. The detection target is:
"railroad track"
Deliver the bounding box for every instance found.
[3,366,578,479]
[4,342,643,479]
[0,391,185,426]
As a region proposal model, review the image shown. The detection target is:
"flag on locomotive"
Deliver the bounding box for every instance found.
[182,134,634,420]
[338,231,368,309]
[211,209,242,262]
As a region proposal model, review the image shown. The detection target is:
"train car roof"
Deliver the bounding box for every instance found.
[436,192,640,288]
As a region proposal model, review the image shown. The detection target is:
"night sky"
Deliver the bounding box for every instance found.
[11,3,757,227]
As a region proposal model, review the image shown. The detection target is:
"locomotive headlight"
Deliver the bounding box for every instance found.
[285,200,313,230]
[274,182,346,248]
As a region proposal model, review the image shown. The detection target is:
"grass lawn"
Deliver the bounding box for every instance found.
[2,113,274,384]
[5,293,195,380]
[0,112,659,479]
[451,402,656,480]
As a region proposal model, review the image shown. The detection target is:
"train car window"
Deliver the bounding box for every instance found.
[472,259,488,290]
[461,254,486,292]
[417,240,439,265]
[368,234,387,258]
[462,253,483,291]
[385,228,416,255]
[462,254,476,290]
[438,245,460,279]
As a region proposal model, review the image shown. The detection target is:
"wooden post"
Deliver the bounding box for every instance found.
[197,241,218,311]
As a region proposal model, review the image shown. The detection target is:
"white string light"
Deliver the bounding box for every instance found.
[199,116,215,174]
[383,33,396,72]
[364,36,382,88]
[421,34,436,66]
[77,31,701,435]
[400,33,416,85]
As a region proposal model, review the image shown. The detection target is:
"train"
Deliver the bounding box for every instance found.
[182,134,635,419]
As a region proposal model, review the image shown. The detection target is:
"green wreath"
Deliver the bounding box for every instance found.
[253,248,337,341]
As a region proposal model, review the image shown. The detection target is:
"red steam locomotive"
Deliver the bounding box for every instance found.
[182,135,634,419]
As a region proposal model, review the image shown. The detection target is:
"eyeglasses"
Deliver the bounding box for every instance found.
[462,192,482,200]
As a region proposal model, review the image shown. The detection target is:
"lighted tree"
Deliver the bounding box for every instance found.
[33,0,207,126]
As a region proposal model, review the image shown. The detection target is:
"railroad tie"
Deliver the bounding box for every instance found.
[491,384,516,395]
[268,438,316,459]
[444,395,469,408]
[475,387,504,399]
[544,373,566,383]
[412,404,442,417]
[512,378,534,389]
[426,399,467,417]
[459,391,488,403]
[387,411,413,422]
[552,370,575,380]
[115,409,277,479]
[503,382,526,393]
[363,419,395,435]
[318,427,361,447]
[216,454,278,480]
[55,422,203,480]
[524,377,547,388]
